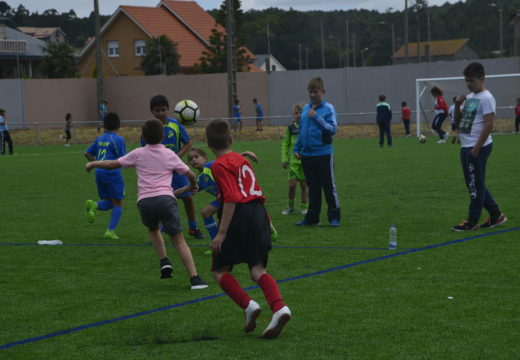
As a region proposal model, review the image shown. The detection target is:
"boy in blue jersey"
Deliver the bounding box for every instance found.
[233,99,241,131]
[253,98,264,131]
[146,95,204,239]
[84,112,126,240]
[293,77,340,227]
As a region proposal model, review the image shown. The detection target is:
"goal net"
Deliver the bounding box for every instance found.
[415,73,520,137]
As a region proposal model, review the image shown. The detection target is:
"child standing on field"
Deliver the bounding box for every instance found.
[452,62,507,231]
[0,108,14,155]
[206,119,291,339]
[84,112,126,240]
[86,119,208,289]
[376,94,393,147]
[431,86,449,143]
[294,77,340,226]
[281,102,308,215]
[145,94,204,239]
[401,101,411,137]
[64,113,72,146]
[514,97,520,134]
[253,98,264,131]
[233,99,241,131]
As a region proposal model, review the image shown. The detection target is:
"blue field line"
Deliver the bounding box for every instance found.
[1,226,518,351]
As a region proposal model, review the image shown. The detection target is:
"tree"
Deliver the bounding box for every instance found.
[194,0,250,74]
[41,41,77,78]
[140,35,181,75]
[0,1,11,16]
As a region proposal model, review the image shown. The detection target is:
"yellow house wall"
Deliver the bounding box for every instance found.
[78,13,150,78]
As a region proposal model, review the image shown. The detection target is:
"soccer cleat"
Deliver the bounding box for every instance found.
[86,200,97,223]
[160,258,173,279]
[329,219,340,227]
[188,228,205,239]
[295,220,320,226]
[243,300,261,333]
[190,275,208,290]
[451,220,479,232]
[480,213,507,229]
[104,229,119,240]
[262,306,291,339]
[282,207,295,215]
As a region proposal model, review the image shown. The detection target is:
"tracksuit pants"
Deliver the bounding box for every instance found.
[460,144,500,223]
[377,119,392,146]
[432,113,447,139]
[301,154,340,224]
[1,130,13,155]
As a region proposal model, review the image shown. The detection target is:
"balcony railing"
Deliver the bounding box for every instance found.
[0,39,27,53]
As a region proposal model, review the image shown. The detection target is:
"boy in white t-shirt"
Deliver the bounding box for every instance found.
[452,62,507,231]
[86,119,208,290]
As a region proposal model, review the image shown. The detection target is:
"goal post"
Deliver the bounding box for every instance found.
[415,73,520,137]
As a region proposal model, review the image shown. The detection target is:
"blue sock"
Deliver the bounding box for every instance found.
[108,206,122,230]
[203,216,218,240]
[188,220,198,231]
[97,200,113,211]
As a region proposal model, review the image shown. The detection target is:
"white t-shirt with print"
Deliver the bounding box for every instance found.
[459,89,495,148]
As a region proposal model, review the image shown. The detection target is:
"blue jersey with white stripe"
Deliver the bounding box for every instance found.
[86,131,126,183]
[141,117,190,154]
[294,101,337,157]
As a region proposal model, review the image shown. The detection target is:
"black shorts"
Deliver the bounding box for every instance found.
[65,130,71,139]
[137,195,182,235]
[211,200,271,271]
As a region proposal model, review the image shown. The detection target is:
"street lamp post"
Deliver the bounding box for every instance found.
[379,21,395,65]
[361,47,369,67]
[490,3,504,56]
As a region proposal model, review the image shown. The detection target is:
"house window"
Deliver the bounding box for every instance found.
[108,41,119,57]
[135,40,146,56]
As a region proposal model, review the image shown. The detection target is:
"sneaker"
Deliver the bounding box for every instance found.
[451,220,479,232]
[443,132,449,141]
[64,144,71,147]
[329,219,340,227]
[295,220,320,226]
[104,229,119,240]
[86,200,97,223]
[282,207,295,215]
[437,139,446,144]
[160,258,173,279]
[300,208,308,215]
[480,213,507,229]
[243,300,261,333]
[262,306,291,339]
[190,275,208,290]
[188,228,205,239]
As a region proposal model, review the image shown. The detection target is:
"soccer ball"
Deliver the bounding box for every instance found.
[174,100,200,126]
[419,134,427,143]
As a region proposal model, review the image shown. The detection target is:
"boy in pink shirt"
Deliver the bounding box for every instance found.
[86,119,208,290]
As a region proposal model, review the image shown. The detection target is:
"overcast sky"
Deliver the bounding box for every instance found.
[7,0,462,17]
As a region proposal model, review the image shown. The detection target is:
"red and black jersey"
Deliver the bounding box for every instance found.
[211,152,265,204]
[515,105,520,117]
[434,96,448,114]
[401,106,411,120]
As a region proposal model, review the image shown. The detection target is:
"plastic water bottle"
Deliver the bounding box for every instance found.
[388,225,397,250]
[37,240,63,246]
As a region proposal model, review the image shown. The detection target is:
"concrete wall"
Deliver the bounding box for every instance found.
[1,56,518,129]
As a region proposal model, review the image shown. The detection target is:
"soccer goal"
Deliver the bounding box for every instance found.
[415,73,520,137]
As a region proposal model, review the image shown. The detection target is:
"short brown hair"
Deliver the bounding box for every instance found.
[0,108,5,116]
[379,94,386,102]
[293,102,306,113]
[430,86,443,96]
[463,62,485,79]
[188,147,209,160]
[307,77,325,91]
[142,118,164,144]
[206,119,231,150]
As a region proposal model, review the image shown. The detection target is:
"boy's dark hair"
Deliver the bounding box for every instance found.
[0,108,5,115]
[65,113,71,120]
[142,118,164,144]
[463,62,485,78]
[453,96,458,102]
[150,95,169,110]
[234,99,240,105]
[252,98,257,103]
[401,101,407,106]
[379,94,386,101]
[308,77,325,91]
[103,112,120,131]
[206,119,231,150]
[430,86,443,96]
[189,147,209,160]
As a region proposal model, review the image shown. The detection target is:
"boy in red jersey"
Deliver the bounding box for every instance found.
[431,86,449,143]
[401,101,411,137]
[206,119,291,339]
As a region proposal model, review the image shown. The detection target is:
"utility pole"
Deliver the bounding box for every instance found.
[320,19,325,69]
[427,6,431,63]
[352,32,357,67]
[404,0,409,63]
[345,19,349,67]
[94,0,103,128]
[298,43,302,70]
[226,0,237,119]
[266,23,271,73]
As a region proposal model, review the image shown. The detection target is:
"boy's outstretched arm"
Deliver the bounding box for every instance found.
[240,151,259,163]
[84,152,95,162]
[86,160,121,172]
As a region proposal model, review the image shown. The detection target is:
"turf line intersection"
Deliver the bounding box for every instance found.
[1,226,518,350]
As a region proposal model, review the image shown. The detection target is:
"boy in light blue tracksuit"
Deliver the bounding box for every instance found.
[293,77,340,227]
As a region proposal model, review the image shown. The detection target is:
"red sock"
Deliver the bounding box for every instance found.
[258,273,285,313]
[219,273,251,309]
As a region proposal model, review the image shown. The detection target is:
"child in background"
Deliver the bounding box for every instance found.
[431,86,449,143]
[146,94,204,239]
[86,119,208,289]
[0,108,14,155]
[281,102,308,215]
[233,99,242,131]
[448,97,460,144]
[206,119,291,339]
[401,101,411,137]
[376,94,392,147]
[84,112,126,240]
[514,97,520,134]
[64,113,72,146]
[253,98,264,131]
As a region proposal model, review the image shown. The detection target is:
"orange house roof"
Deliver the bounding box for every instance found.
[393,38,472,59]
